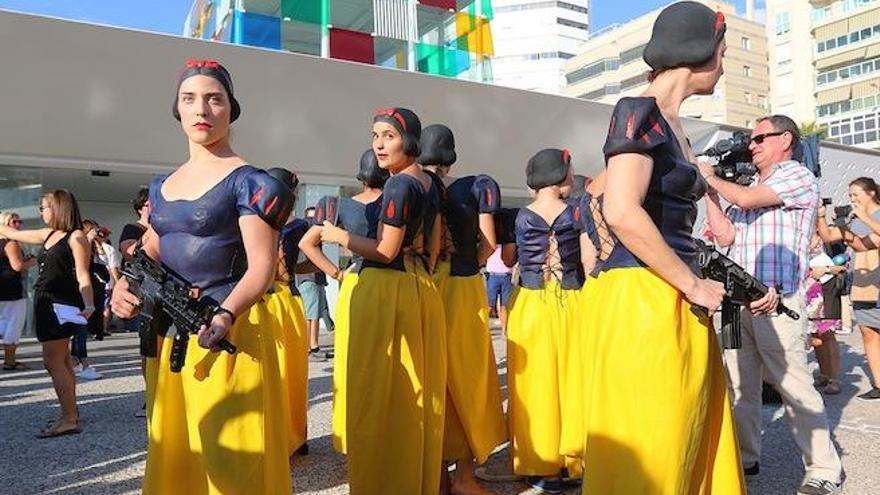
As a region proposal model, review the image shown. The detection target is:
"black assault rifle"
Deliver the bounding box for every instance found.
[121,250,236,372]
[695,240,800,349]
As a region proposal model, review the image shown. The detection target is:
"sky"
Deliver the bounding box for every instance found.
[0,0,766,35]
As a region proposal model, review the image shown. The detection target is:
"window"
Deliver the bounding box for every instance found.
[620,44,645,65]
[621,71,650,90]
[579,88,606,100]
[817,21,880,52]
[557,18,588,30]
[744,91,753,104]
[565,58,620,85]
[743,65,752,77]
[775,12,790,35]
[741,37,751,50]
[777,42,792,65]
[558,1,588,14]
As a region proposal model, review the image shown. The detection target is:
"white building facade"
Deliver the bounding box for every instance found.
[490,0,590,93]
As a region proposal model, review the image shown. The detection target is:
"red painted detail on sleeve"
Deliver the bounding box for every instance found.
[264,196,278,216]
[249,186,264,207]
[651,120,664,136]
[625,112,636,140]
[486,188,494,207]
[386,200,396,219]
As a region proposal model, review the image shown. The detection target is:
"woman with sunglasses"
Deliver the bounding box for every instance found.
[110,59,293,494]
[319,108,447,494]
[0,192,94,438]
[0,211,37,371]
[580,3,744,493]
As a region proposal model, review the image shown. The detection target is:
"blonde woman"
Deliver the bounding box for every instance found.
[0,211,36,370]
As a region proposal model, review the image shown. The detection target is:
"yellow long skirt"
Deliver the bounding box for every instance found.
[332,271,358,454]
[507,280,580,476]
[581,268,745,494]
[347,260,447,495]
[433,261,507,463]
[143,301,292,495]
[265,283,310,455]
[557,278,594,475]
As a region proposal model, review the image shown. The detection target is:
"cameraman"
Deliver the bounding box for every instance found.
[701,115,843,494]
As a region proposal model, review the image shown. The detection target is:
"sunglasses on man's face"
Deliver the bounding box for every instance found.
[751,131,786,145]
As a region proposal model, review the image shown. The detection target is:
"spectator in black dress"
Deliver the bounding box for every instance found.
[0,190,94,438]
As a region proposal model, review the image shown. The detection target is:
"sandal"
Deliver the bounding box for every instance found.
[3,362,30,371]
[36,420,82,439]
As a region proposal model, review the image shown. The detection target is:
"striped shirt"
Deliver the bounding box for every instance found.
[727,160,819,296]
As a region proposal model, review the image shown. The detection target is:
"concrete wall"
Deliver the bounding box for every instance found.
[0,9,720,194]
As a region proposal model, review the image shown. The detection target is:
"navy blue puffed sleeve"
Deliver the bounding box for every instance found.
[314,196,339,225]
[473,175,501,214]
[603,97,669,158]
[494,207,519,245]
[235,168,294,230]
[381,175,418,228]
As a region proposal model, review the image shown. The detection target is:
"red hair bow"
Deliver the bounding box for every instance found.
[374,107,407,131]
[184,58,220,70]
[714,12,725,35]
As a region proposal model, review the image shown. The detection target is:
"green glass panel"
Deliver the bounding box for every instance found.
[281,0,328,25]
[416,42,469,76]
[331,0,375,33]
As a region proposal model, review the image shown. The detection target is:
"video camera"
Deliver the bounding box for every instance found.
[699,131,757,186]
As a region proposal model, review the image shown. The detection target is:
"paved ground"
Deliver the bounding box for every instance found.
[2,326,879,494]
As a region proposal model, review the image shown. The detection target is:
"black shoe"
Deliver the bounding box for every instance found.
[743,463,760,476]
[857,387,880,401]
[295,442,309,456]
[526,476,564,494]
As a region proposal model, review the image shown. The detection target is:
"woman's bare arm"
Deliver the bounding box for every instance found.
[323,221,406,265]
[477,213,497,267]
[0,226,53,245]
[603,152,700,295]
[299,225,342,278]
[69,231,95,312]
